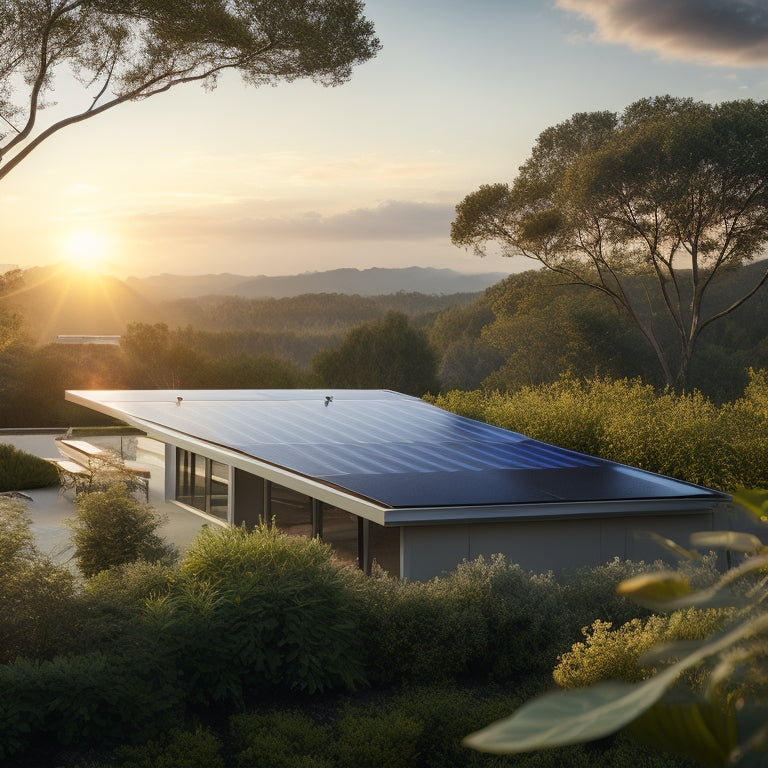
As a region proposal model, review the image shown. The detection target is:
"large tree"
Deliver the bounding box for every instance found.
[312,311,439,396]
[0,0,379,180]
[451,96,768,389]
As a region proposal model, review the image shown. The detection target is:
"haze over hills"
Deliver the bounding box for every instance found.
[1,264,503,344]
[126,267,507,301]
[1,265,165,342]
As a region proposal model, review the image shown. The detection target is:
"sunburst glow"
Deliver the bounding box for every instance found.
[63,230,108,271]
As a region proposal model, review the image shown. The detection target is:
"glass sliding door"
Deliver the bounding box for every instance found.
[175,448,229,522]
[209,460,229,520]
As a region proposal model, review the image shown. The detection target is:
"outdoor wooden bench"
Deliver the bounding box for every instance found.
[52,438,151,501]
[46,458,93,496]
[55,438,109,466]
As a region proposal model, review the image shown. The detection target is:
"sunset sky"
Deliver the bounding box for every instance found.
[2,0,768,279]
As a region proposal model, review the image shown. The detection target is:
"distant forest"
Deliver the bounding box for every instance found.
[1,260,767,427]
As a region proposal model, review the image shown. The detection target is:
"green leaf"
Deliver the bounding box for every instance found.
[631,698,738,767]
[616,572,691,603]
[620,554,768,612]
[463,679,674,753]
[463,614,768,755]
[733,489,768,523]
[690,531,764,554]
[637,531,702,561]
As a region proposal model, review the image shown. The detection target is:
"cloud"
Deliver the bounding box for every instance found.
[248,201,454,241]
[557,0,768,67]
[122,200,455,244]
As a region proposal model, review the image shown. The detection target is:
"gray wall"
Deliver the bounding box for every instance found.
[400,510,716,581]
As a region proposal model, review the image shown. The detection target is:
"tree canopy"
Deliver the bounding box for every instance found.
[451,96,768,389]
[0,0,380,180]
[312,310,439,396]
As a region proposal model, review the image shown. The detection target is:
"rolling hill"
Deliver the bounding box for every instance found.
[126,267,506,301]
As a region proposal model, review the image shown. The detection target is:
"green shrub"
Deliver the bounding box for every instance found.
[147,524,366,706]
[553,608,731,689]
[334,706,424,768]
[354,566,490,685]
[110,726,225,768]
[181,520,340,582]
[86,560,176,609]
[390,686,524,768]
[225,686,693,768]
[356,554,667,688]
[0,647,183,762]
[428,373,768,491]
[453,557,568,683]
[556,555,719,640]
[68,483,178,578]
[230,710,329,768]
[0,498,78,662]
[0,443,59,490]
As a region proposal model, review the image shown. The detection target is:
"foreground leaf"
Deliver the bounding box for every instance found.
[690,531,764,555]
[463,614,768,754]
[733,489,768,523]
[636,531,702,561]
[631,698,738,767]
[616,572,691,603]
[619,555,768,612]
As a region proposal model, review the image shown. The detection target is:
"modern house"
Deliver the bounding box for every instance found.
[65,389,730,581]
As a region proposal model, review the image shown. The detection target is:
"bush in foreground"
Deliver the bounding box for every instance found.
[0,518,719,766]
[0,443,59,491]
[68,483,178,578]
[0,498,78,662]
[145,523,368,707]
[228,686,689,768]
[355,553,670,689]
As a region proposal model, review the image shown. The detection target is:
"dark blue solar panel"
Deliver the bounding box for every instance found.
[68,389,724,509]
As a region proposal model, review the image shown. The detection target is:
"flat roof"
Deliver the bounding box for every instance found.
[66,389,728,523]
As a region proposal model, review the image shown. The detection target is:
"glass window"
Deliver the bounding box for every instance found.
[209,460,229,521]
[321,507,360,567]
[175,448,229,522]
[175,448,196,508]
[193,454,207,512]
[270,483,312,537]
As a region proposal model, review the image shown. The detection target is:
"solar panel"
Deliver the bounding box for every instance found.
[66,389,726,510]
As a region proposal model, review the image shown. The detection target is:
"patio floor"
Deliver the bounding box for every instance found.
[1,431,208,566]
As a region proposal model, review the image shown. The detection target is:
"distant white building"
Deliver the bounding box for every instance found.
[66,388,730,581]
[56,335,121,345]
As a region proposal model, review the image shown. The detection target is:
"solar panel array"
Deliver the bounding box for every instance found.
[68,389,724,509]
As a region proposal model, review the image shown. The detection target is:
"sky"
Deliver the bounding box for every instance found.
[2,0,768,279]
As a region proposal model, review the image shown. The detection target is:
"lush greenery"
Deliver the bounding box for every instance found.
[0,443,59,490]
[1,502,713,767]
[0,498,78,663]
[463,523,768,767]
[429,371,768,492]
[451,97,768,390]
[67,483,178,578]
[0,0,379,182]
[3,259,768,426]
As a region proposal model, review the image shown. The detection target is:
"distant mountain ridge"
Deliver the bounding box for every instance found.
[0,264,505,344]
[126,267,507,301]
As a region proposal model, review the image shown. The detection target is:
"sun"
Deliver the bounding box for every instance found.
[63,230,108,272]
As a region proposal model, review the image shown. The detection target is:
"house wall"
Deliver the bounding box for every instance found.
[137,435,725,581]
[400,511,715,581]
